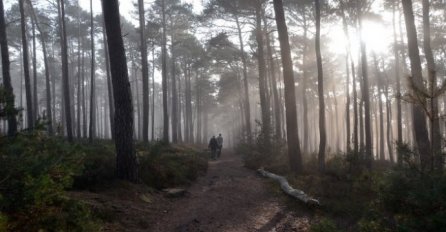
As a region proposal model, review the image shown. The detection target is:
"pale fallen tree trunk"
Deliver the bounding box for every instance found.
[258,168,320,206]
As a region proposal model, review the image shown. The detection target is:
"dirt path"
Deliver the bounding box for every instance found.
[150,151,311,232]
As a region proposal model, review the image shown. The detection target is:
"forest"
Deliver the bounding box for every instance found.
[1,0,446,231]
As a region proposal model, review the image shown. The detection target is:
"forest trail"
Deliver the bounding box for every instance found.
[150,151,312,232]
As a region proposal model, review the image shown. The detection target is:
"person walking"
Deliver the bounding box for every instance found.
[208,135,219,160]
[217,133,223,158]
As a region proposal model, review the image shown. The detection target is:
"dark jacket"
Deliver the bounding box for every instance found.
[208,137,218,150]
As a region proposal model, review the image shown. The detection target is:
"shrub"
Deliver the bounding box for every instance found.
[0,212,6,231]
[310,218,340,232]
[236,134,288,172]
[139,143,208,189]
[73,141,116,190]
[0,132,99,231]
[353,143,446,232]
[377,167,446,231]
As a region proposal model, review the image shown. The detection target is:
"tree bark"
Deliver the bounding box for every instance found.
[103,21,114,140]
[138,0,149,143]
[383,58,394,163]
[19,0,33,130]
[262,12,281,139]
[401,0,432,170]
[373,54,385,160]
[161,0,169,143]
[101,0,137,182]
[82,44,87,138]
[0,0,17,136]
[273,0,303,173]
[170,31,178,143]
[359,15,373,169]
[59,0,73,141]
[185,66,194,143]
[235,14,252,143]
[315,0,326,172]
[76,10,82,139]
[421,0,441,170]
[31,16,38,121]
[89,0,96,142]
[393,1,403,160]
[151,46,156,141]
[255,0,271,148]
[340,5,351,151]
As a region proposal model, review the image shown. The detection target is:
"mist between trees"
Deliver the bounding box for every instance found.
[1,0,446,174]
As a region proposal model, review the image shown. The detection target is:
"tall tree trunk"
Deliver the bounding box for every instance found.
[19,0,33,130]
[235,14,252,143]
[185,66,193,143]
[0,0,17,136]
[340,5,351,151]
[101,0,137,182]
[59,0,73,141]
[196,74,202,144]
[177,68,183,142]
[89,0,96,142]
[51,46,56,131]
[82,45,87,137]
[301,14,309,155]
[161,0,169,143]
[421,0,441,170]
[31,16,38,121]
[76,11,81,139]
[383,58,395,163]
[315,0,326,172]
[135,64,142,139]
[333,87,340,151]
[393,1,403,159]
[255,0,271,148]
[373,54,385,160]
[273,0,303,173]
[359,14,373,170]
[401,0,432,171]
[262,12,281,139]
[76,50,81,138]
[138,0,149,143]
[352,58,359,154]
[103,21,115,140]
[151,46,156,141]
[170,31,178,143]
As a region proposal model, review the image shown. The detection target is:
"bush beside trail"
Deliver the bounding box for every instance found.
[0,132,100,231]
[0,132,208,231]
[237,134,446,232]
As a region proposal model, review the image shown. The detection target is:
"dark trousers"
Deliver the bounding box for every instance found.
[217,146,222,158]
[211,149,217,159]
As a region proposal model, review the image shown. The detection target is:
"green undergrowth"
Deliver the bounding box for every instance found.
[0,132,100,231]
[0,131,208,231]
[239,137,446,232]
[73,140,208,190]
[138,142,209,189]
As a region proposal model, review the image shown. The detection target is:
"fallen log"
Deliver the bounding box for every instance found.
[258,168,320,206]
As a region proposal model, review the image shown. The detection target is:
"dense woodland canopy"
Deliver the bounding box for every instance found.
[2,0,446,173]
